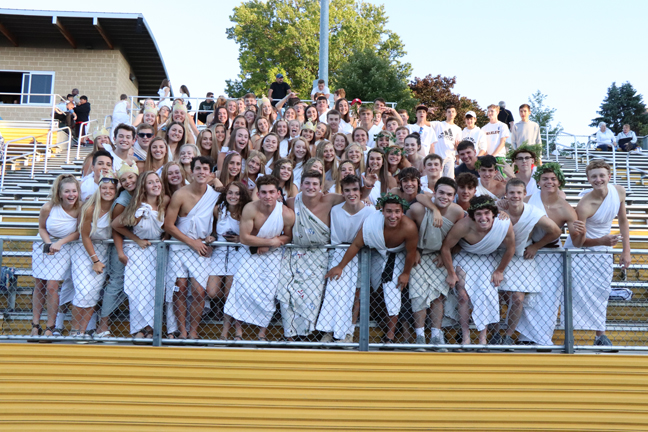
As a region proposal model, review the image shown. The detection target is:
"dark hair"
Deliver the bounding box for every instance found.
[301,169,323,186]
[66,94,74,99]
[318,79,325,84]
[93,149,113,165]
[511,147,537,163]
[456,173,478,189]
[136,122,154,134]
[479,155,497,169]
[113,123,136,139]
[340,174,360,189]
[373,97,386,105]
[80,95,88,101]
[404,133,421,149]
[457,140,475,153]
[446,105,456,111]
[180,85,190,97]
[256,174,280,190]
[434,176,458,193]
[215,181,251,221]
[190,155,214,171]
[120,94,128,101]
[398,167,421,192]
[244,93,256,100]
[506,177,527,193]
[467,195,498,220]
[316,95,328,102]
[206,92,214,97]
[519,103,531,111]
[326,109,341,119]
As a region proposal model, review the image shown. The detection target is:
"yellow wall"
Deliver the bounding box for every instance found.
[0,47,138,125]
[1,344,648,431]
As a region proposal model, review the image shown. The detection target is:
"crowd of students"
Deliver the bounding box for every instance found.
[29,92,631,348]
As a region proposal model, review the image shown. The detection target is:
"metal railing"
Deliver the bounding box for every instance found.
[0,235,644,353]
[0,136,40,190]
[45,126,72,169]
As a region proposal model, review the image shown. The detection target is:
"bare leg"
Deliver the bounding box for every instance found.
[219,277,234,339]
[413,309,426,329]
[31,278,46,334]
[478,328,488,345]
[258,326,267,339]
[188,278,206,339]
[505,292,525,336]
[45,280,60,333]
[97,316,110,334]
[351,288,360,325]
[456,285,471,344]
[72,306,95,333]
[386,315,398,341]
[430,296,444,330]
[174,278,189,338]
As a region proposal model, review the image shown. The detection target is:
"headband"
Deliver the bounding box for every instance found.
[375,130,396,143]
[301,121,316,132]
[376,192,410,212]
[468,197,496,212]
[532,162,566,189]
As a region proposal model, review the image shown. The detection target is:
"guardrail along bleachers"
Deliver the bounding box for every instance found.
[2,139,648,348]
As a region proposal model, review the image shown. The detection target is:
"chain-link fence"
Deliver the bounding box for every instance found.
[0,236,645,353]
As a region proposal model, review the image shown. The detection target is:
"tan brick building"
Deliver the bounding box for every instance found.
[0,9,168,130]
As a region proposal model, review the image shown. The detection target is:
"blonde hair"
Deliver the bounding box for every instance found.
[586,159,611,175]
[79,183,116,237]
[335,160,356,194]
[341,143,366,174]
[161,161,185,197]
[315,140,339,175]
[121,171,166,227]
[242,150,266,181]
[50,174,81,210]
[288,137,312,164]
[196,128,217,157]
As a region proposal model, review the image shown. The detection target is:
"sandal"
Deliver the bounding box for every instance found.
[233,336,243,341]
[258,336,268,342]
[28,323,41,342]
[39,326,55,343]
[166,331,181,339]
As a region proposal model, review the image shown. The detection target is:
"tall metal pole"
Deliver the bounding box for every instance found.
[319,0,329,85]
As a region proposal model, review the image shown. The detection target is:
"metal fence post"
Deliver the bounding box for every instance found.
[359,247,371,352]
[152,242,168,347]
[562,249,574,354]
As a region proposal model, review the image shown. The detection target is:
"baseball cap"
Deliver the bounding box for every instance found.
[465,111,476,118]
[276,73,284,78]
[415,104,428,112]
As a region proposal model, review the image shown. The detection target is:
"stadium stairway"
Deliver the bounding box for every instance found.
[1,147,648,345]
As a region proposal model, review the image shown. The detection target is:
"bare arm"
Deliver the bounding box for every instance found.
[163,191,210,256]
[324,227,366,280]
[493,223,515,286]
[80,206,106,274]
[415,193,442,227]
[397,219,419,289]
[38,203,53,244]
[111,204,129,264]
[441,221,466,285]
[238,204,283,248]
[616,186,631,268]
[523,216,561,259]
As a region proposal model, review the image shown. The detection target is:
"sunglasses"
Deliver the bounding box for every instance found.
[100,177,119,185]
[138,133,154,138]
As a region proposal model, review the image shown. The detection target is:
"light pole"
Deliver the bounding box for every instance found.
[318,0,329,85]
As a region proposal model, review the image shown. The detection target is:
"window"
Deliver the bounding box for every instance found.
[0,71,55,105]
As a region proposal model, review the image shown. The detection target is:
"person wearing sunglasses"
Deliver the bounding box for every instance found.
[80,150,114,202]
[133,123,155,161]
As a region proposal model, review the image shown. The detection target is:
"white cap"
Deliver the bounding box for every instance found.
[465,110,476,118]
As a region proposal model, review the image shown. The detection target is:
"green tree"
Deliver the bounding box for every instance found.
[590,82,648,135]
[225,0,411,99]
[408,75,487,128]
[528,90,562,154]
[332,48,417,112]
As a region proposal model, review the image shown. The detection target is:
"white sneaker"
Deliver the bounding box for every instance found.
[630,148,643,154]
[430,333,448,352]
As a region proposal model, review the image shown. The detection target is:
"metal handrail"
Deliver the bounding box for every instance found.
[75,119,97,160]
[0,135,40,190]
[45,126,72,170]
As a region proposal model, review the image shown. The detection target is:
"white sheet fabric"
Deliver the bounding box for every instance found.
[225,202,285,327]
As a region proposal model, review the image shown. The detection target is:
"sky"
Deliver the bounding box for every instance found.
[4,0,647,139]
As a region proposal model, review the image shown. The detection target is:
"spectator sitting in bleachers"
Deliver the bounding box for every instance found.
[73,95,91,146]
[617,124,641,153]
[595,122,616,151]
[54,95,76,130]
[111,94,131,130]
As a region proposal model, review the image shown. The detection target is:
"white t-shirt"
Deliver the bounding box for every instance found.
[432,121,462,159]
[339,120,354,135]
[407,124,435,155]
[367,124,383,148]
[482,121,510,156]
[462,126,488,155]
[80,176,98,202]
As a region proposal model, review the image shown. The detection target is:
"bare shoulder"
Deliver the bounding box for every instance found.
[614,184,626,200]
[242,201,259,218]
[401,215,418,233]
[41,201,53,214]
[161,195,171,208]
[447,203,465,221]
[283,205,296,225]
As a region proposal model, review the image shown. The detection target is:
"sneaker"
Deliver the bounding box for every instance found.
[501,335,515,351]
[489,333,503,345]
[630,148,643,154]
[320,332,333,343]
[94,330,117,344]
[342,333,354,343]
[594,335,613,346]
[430,333,448,353]
[52,328,64,337]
